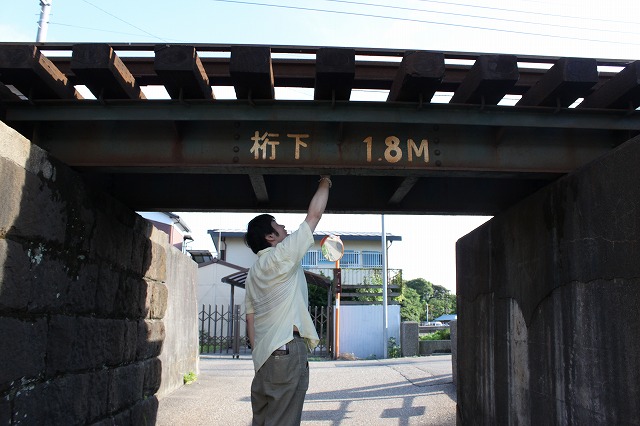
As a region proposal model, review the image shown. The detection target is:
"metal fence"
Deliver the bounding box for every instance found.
[199,304,333,358]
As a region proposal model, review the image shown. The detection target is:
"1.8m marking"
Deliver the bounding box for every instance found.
[363,136,430,163]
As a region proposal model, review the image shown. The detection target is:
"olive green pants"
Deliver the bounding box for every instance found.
[250,336,310,426]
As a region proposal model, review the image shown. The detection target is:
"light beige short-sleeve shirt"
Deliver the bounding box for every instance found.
[245,221,320,372]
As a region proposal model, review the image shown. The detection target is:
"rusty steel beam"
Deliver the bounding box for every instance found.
[19,115,623,176]
[0,82,21,101]
[5,101,640,131]
[388,177,420,204]
[249,174,269,203]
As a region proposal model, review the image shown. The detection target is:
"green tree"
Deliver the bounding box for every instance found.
[405,278,434,301]
[308,282,329,306]
[404,278,457,321]
[399,286,423,322]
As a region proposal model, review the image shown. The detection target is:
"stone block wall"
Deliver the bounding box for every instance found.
[456,135,640,424]
[0,121,198,425]
[400,321,419,357]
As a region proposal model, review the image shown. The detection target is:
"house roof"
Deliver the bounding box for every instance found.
[221,269,331,289]
[433,314,458,322]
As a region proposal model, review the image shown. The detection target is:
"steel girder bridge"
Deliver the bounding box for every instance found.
[1,43,639,214]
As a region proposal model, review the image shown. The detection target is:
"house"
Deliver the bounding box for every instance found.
[137,211,193,253]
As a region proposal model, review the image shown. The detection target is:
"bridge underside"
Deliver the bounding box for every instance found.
[1,43,639,214]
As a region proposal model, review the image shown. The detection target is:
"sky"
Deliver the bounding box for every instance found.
[3,0,639,292]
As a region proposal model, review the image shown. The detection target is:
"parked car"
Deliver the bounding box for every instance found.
[424,321,443,326]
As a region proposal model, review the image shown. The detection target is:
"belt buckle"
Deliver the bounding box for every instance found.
[272,343,289,356]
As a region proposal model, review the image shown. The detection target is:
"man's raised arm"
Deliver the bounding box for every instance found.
[305,176,331,232]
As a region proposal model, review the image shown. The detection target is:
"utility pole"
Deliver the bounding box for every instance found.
[36,0,53,42]
[381,214,388,358]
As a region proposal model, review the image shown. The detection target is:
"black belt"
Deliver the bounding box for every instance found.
[271,331,301,356]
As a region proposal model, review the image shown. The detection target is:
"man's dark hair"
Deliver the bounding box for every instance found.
[244,214,278,254]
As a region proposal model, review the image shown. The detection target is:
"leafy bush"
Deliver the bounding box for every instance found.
[183,371,197,385]
[419,329,451,341]
[388,337,401,358]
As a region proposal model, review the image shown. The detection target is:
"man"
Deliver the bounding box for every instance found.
[244,176,332,426]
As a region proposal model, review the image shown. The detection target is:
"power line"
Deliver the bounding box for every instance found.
[209,0,640,46]
[48,22,172,39]
[318,0,640,36]
[80,0,168,42]
[412,0,640,26]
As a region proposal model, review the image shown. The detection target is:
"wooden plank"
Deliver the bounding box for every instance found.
[0,45,81,100]
[579,61,640,110]
[154,45,214,100]
[450,54,519,105]
[314,48,355,101]
[71,43,145,100]
[229,46,274,100]
[387,51,445,102]
[517,57,598,107]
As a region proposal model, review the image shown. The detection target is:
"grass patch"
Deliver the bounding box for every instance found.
[419,329,451,341]
[183,371,197,385]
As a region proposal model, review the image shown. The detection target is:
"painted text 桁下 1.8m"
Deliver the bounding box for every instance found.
[362,136,429,164]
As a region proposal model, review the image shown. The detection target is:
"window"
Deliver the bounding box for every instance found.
[362,251,382,267]
[301,250,319,268]
[340,250,360,268]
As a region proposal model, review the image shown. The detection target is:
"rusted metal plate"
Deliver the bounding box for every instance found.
[387,51,445,103]
[450,55,519,105]
[314,48,355,101]
[26,117,617,175]
[0,45,81,100]
[71,44,145,100]
[154,45,214,100]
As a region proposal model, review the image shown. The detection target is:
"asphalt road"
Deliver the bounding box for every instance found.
[156,354,457,426]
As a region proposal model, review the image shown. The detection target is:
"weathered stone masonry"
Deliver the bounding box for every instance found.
[0,121,198,425]
[456,134,640,425]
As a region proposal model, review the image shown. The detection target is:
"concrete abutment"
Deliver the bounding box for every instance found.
[456,135,640,424]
